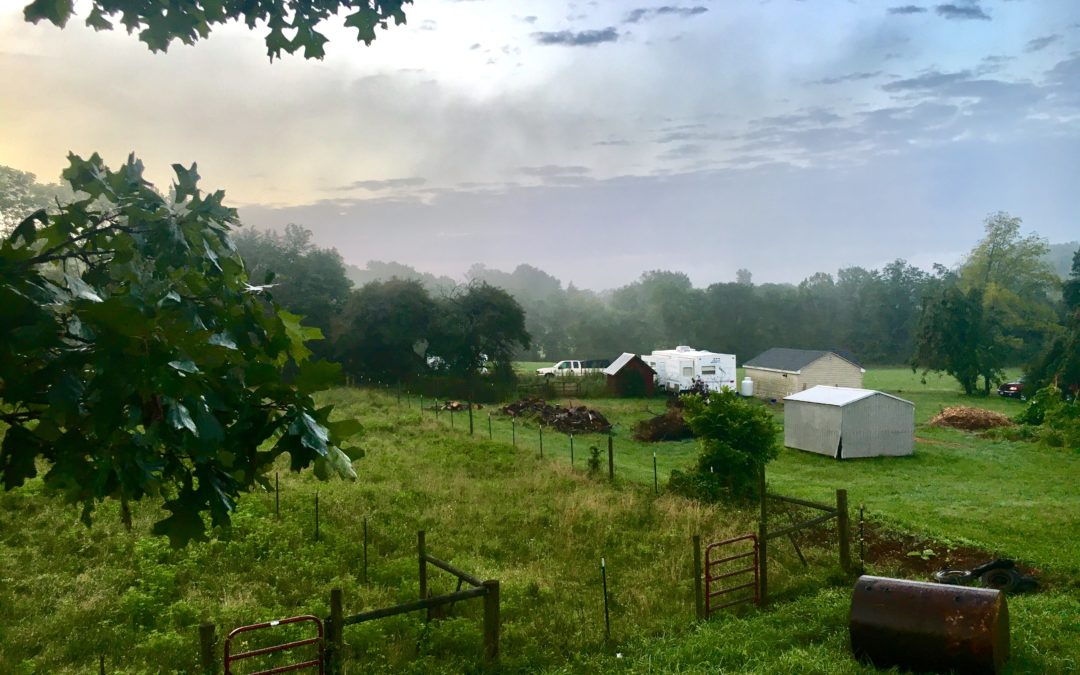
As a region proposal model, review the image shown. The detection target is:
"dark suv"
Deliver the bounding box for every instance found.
[997,380,1026,400]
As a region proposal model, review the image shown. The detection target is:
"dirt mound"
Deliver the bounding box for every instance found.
[929,406,1014,431]
[501,397,612,433]
[633,402,693,442]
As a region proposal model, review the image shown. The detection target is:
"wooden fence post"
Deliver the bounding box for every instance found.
[692,535,704,620]
[328,588,343,675]
[837,489,850,574]
[758,464,768,605]
[199,622,217,674]
[482,580,500,664]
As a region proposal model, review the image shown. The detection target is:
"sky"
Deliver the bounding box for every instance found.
[1,0,1078,289]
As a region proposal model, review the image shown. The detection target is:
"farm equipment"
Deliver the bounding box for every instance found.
[933,559,1038,594]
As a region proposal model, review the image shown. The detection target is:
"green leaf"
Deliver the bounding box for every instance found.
[291,411,328,455]
[64,272,103,302]
[47,371,85,418]
[325,446,357,480]
[23,0,73,27]
[1,427,40,489]
[294,359,341,394]
[208,332,237,350]
[168,359,200,374]
[344,7,379,44]
[166,400,198,436]
[327,418,364,442]
[152,497,209,548]
[277,309,322,363]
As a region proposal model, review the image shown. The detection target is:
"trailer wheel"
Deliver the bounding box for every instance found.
[980,568,1021,592]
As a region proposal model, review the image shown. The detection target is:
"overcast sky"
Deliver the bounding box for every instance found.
[2,0,1078,288]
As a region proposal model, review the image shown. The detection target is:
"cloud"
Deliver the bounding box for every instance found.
[519,15,538,24]
[625,6,709,24]
[1024,35,1061,53]
[935,4,991,21]
[814,71,883,85]
[882,69,973,92]
[337,177,427,191]
[419,20,437,31]
[532,27,619,46]
[887,5,927,14]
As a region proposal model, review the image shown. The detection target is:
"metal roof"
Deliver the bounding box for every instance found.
[784,385,913,407]
[604,352,654,376]
[744,348,861,372]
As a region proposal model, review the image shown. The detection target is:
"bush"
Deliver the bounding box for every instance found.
[669,390,780,501]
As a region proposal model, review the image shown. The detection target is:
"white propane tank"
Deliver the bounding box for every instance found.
[740,377,754,397]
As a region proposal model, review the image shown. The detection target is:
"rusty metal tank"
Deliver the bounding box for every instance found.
[849,575,1009,674]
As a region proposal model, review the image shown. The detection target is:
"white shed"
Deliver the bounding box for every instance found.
[783,386,914,459]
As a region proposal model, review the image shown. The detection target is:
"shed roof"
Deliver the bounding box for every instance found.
[784,385,912,407]
[604,352,655,376]
[744,348,861,373]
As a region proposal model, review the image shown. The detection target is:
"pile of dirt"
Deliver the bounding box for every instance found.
[633,400,693,442]
[501,397,612,433]
[928,406,1014,431]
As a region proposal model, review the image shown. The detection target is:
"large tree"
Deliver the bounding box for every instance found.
[0,164,73,235]
[235,224,353,359]
[1026,247,1080,397]
[0,154,359,546]
[332,278,439,383]
[24,0,412,60]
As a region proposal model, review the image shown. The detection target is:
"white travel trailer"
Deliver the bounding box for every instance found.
[642,346,737,393]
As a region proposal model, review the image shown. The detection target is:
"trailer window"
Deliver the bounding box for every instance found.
[701,366,715,375]
[682,367,693,377]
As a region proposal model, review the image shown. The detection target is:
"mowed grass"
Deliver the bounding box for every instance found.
[1,374,1078,673]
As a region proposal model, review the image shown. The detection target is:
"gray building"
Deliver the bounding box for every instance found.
[743,348,864,400]
[783,386,914,459]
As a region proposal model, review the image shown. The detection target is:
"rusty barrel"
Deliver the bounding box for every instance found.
[849,575,1009,674]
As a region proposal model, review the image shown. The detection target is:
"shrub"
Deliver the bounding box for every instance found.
[669,390,780,501]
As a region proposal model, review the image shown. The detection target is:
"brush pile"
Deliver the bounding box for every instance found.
[633,399,693,442]
[438,400,481,412]
[929,406,1014,431]
[501,397,612,433]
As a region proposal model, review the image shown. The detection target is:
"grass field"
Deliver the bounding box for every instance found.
[1,368,1078,673]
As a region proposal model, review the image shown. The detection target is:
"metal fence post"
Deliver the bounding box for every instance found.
[417,530,428,620]
[692,535,704,620]
[758,464,768,605]
[482,580,500,664]
[607,434,614,481]
[199,622,217,674]
[837,488,850,574]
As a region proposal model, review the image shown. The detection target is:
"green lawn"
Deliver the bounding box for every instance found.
[1,372,1077,673]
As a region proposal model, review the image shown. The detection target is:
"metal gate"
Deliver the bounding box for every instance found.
[705,534,760,616]
[224,614,324,674]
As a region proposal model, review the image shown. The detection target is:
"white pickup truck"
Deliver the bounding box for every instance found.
[536,359,610,377]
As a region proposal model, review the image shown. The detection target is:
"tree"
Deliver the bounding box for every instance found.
[668,390,780,501]
[435,282,531,381]
[332,278,438,383]
[958,212,1059,366]
[0,154,360,546]
[1026,247,1080,398]
[735,268,752,286]
[235,224,353,358]
[1,164,73,235]
[23,0,412,60]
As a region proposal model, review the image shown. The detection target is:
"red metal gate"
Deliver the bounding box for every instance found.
[705,534,760,616]
[224,614,324,674]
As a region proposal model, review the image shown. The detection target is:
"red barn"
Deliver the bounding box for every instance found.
[604,353,657,397]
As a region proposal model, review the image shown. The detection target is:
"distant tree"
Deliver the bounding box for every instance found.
[0,164,73,235]
[958,212,1059,365]
[23,0,411,60]
[735,268,753,286]
[1026,247,1080,397]
[234,224,352,358]
[914,271,1008,395]
[668,390,780,501]
[0,154,359,547]
[332,278,438,383]
[435,282,531,382]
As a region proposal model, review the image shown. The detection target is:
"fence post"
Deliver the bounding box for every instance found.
[482,580,500,664]
[512,419,516,447]
[837,489,850,574]
[328,588,343,675]
[570,434,574,466]
[362,517,369,584]
[417,530,428,620]
[99,654,105,675]
[758,464,768,605]
[274,472,279,520]
[468,400,474,436]
[488,414,493,440]
[199,622,217,674]
[607,434,614,481]
[692,535,704,620]
[539,425,543,458]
